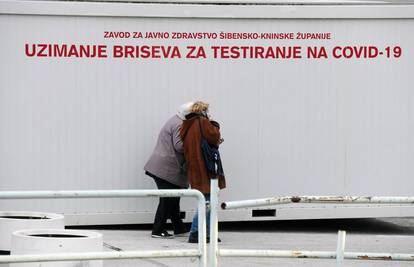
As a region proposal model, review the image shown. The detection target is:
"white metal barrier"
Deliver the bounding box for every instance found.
[2,184,414,266]
[0,189,207,267]
[218,190,414,267]
[221,195,414,210]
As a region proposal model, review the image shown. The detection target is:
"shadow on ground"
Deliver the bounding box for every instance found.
[68,218,414,235]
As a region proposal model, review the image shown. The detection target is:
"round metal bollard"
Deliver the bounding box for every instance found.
[0,212,64,252]
[11,229,103,267]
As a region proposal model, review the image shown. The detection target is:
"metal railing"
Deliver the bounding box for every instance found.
[218,192,414,267]
[221,195,414,210]
[0,189,207,267]
[1,183,414,266]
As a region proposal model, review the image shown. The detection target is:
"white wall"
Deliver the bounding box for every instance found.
[0,6,413,224]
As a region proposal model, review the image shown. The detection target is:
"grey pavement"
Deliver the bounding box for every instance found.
[71,218,414,267]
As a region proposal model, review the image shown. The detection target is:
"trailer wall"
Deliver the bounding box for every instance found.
[0,1,413,224]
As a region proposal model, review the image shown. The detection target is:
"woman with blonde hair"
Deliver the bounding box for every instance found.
[180,101,226,243]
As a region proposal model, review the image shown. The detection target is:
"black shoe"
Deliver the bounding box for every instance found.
[188,232,198,243]
[174,225,190,237]
[174,229,190,237]
[151,230,173,239]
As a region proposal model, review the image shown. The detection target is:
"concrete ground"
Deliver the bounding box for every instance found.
[70,217,414,267]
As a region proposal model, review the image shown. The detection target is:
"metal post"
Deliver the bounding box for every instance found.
[0,189,203,200]
[336,230,346,267]
[218,249,414,261]
[0,250,200,263]
[209,178,219,267]
[219,249,336,258]
[198,192,207,267]
[0,189,207,267]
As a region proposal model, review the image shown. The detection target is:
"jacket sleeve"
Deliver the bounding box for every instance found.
[200,118,221,146]
[172,123,184,153]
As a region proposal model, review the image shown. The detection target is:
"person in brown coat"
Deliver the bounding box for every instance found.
[180,101,226,243]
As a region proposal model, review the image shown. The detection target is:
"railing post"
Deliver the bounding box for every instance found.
[209,178,219,267]
[0,189,205,266]
[198,192,207,267]
[336,230,346,267]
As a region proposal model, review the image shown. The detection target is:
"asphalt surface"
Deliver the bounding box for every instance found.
[69,217,414,267]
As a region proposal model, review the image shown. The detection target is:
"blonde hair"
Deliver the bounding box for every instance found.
[191,101,209,113]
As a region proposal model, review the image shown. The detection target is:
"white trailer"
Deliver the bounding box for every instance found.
[0,0,413,225]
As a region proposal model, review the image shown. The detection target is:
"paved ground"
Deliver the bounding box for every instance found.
[70,217,414,267]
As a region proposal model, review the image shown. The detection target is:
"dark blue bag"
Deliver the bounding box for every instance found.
[198,119,224,176]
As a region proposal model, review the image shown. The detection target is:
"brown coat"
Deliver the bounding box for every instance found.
[180,115,226,194]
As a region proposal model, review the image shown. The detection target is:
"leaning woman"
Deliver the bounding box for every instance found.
[144,102,193,238]
[180,101,226,243]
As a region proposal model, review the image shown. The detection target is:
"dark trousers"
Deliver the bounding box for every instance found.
[149,174,186,234]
